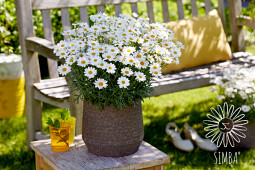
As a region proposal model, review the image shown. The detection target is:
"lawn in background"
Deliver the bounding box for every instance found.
[1,83,255,169]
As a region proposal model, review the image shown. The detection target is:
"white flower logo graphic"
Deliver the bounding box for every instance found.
[203,103,248,147]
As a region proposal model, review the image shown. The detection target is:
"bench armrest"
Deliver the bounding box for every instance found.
[25,37,58,60]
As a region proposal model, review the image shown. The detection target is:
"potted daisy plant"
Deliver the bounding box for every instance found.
[54,13,184,156]
[210,66,255,148]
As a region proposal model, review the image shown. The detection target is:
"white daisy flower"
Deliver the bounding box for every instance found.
[121,67,133,77]
[150,63,161,72]
[66,55,76,65]
[132,12,138,17]
[123,47,136,54]
[177,41,185,49]
[241,105,250,112]
[135,72,146,82]
[216,95,226,100]
[151,70,162,78]
[171,47,181,58]
[58,64,71,75]
[98,61,107,69]
[139,60,149,68]
[117,76,130,88]
[106,63,116,74]
[84,67,97,79]
[103,53,114,61]
[91,56,102,66]
[77,57,89,67]
[94,78,108,89]
[57,50,68,59]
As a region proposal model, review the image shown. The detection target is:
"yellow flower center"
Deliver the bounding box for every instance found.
[88,71,93,74]
[153,66,157,69]
[129,59,133,63]
[69,59,73,62]
[143,49,147,52]
[99,48,103,51]
[122,81,125,84]
[100,63,104,66]
[151,35,155,38]
[102,27,106,30]
[99,82,103,86]
[139,76,142,79]
[94,28,98,30]
[92,43,96,46]
[61,44,65,47]
[154,71,158,74]
[62,68,67,72]
[174,51,177,54]
[125,71,129,74]
[111,49,115,52]
[140,62,145,65]
[107,56,111,59]
[81,60,86,64]
[61,53,65,55]
[79,54,84,57]
[127,49,131,52]
[109,67,112,70]
[137,54,142,58]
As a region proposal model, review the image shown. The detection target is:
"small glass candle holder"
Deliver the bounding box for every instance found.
[49,122,70,152]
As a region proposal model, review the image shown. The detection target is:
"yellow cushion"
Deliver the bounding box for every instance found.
[162,10,232,73]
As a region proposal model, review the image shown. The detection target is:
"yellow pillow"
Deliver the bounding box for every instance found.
[162,10,232,73]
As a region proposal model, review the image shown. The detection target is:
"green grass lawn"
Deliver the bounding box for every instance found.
[1,85,255,170]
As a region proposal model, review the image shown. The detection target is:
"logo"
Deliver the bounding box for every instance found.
[203,103,248,148]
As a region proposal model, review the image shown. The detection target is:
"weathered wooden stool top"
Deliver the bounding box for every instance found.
[30,135,170,170]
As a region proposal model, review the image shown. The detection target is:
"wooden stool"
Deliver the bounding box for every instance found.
[31,135,170,170]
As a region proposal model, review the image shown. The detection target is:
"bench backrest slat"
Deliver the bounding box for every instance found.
[42,9,59,78]
[115,4,122,17]
[161,0,170,22]
[190,0,198,17]
[61,8,72,41]
[131,2,139,14]
[218,0,226,33]
[146,1,155,23]
[176,0,184,19]
[31,0,154,10]
[97,5,105,13]
[205,0,211,14]
[80,7,89,23]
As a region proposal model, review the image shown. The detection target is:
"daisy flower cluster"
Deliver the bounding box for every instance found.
[210,66,255,119]
[54,13,183,107]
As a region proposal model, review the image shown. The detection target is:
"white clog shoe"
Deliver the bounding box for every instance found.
[166,122,194,152]
[184,123,218,152]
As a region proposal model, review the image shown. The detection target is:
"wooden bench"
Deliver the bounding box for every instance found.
[31,135,170,170]
[14,0,255,149]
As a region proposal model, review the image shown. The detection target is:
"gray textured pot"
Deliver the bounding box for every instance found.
[82,100,144,157]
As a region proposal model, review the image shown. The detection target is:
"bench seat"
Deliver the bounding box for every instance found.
[33,52,255,109]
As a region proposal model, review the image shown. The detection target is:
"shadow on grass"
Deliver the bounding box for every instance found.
[0,151,35,170]
[143,99,255,169]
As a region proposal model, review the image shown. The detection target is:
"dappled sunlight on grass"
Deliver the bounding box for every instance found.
[142,86,255,169]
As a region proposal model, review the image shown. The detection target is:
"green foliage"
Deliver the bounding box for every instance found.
[242,0,255,20]
[60,109,70,122]
[46,117,60,128]
[71,61,154,109]
[0,0,19,54]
